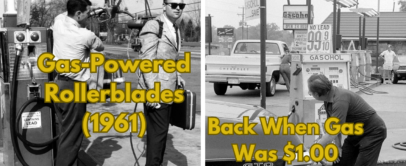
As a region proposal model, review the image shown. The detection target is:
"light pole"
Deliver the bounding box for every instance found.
[246,24,250,39]
[326,0,358,52]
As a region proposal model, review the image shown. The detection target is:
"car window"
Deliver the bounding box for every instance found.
[283,44,290,54]
[234,42,281,55]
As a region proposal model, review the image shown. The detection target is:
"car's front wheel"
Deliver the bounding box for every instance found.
[214,83,227,95]
[391,71,399,84]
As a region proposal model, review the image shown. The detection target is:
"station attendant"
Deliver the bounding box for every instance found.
[52,0,104,165]
[307,74,387,166]
[379,45,397,84]
[279,48,291,92]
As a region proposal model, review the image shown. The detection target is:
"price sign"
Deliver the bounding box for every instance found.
[306,24,332,53]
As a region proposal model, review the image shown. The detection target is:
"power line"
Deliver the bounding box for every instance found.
[207,0,240,6]
[206,6,240,13]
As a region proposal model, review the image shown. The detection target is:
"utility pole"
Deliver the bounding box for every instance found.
[260,0,266,109]
[376,0,380,73]
[237,7,245,40]
[246,24,249,39]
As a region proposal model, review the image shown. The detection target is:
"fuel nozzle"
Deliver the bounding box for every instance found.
[15,44,23,56]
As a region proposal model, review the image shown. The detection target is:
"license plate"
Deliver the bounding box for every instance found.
[399,66,406,70]
[228,78,240,84]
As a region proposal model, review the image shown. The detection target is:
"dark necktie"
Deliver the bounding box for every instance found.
[174,25,179,49]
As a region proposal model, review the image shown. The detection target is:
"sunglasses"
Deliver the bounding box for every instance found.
[165,3,186,10]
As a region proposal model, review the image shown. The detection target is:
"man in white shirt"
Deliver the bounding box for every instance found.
[379,45,397,84]
[52,0,103,165]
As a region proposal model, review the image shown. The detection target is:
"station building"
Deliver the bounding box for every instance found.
[322,12,406,58]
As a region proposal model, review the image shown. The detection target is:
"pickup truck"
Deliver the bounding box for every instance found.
[206,40,290,96]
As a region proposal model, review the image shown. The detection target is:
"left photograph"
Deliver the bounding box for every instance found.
[0,0,201,165]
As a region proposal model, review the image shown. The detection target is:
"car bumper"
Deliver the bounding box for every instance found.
[206,75,272,84]
[395,70,406,79]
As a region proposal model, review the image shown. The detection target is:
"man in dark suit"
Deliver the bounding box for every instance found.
[138,0,186,165]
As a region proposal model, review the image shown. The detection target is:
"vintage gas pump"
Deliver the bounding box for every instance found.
[0,0,58,165]
[0,19,56,166]
[289,53,351,147]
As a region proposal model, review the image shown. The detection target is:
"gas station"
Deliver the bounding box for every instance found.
[284,0,406,164]
[0,0,151,165]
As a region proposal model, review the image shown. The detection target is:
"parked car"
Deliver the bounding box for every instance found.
[391,55,406,84]
[206,40,290,96]
[206,99,312,166]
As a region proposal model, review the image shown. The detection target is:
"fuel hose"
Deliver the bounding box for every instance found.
[10,48,29,166]
[393,142,406,151]
[10,51,77,165]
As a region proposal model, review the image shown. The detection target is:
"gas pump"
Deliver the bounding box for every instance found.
[289,53,351,147]
[1,25,56,166]
[0,0,149,165]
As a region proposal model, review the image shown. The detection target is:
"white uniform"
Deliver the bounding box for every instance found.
[380,50,397,70]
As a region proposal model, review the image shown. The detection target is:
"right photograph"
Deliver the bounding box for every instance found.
[205,0,406,165]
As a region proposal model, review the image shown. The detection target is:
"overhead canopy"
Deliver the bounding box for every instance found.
[322,12,406,40]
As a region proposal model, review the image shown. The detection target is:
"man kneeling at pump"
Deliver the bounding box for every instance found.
[307,74,386,166]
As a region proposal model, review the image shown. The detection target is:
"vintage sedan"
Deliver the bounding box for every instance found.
[392,55,406,84]
[206,100,312,166]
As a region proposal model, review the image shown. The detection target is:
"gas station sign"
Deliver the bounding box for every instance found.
[292,30,307,53]
[217,28,234,36]
[245,0,260,21]
[306,24,332,53]
[283,5,312,30]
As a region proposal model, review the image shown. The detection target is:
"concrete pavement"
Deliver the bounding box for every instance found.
[315,80,406,166]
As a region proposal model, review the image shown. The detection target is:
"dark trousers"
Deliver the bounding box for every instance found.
[334,113,387,166]
[54,78,87,166]
[144,103,172,166]
[279,64,291,92]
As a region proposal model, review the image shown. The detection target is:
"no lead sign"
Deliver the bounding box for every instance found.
[306,24,332,53]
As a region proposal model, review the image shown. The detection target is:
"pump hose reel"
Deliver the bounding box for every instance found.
[14,97,63,147]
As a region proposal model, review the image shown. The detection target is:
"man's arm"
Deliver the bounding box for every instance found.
[87,33,104,52]
[379,51,386,58]
[139,21,160,89]
[317,99,349,147]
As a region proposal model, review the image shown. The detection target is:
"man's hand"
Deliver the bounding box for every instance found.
[333,146,342,164]
[146,102,161,109]
[177,76,186,88]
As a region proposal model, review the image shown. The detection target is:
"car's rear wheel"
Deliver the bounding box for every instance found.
[391,71,399,84]
[214,83,227,95]
[266,77,276,96]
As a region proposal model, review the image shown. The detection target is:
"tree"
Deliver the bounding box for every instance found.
[194,25,200,41]
[184,19,194,41]
[30,0,68,27]
[179,19,186,39]
[186,0,201,28]
[400,0,406,11]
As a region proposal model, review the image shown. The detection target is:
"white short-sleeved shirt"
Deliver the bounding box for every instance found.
[52,13,103,81]
[380,50,397,69]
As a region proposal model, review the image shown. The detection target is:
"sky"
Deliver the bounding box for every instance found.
[0,0,199,19]
[205,0,402,29]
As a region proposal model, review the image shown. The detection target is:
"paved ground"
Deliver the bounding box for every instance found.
[206,79,406,165]
[80,46,202,166]
[0,45,202,166]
